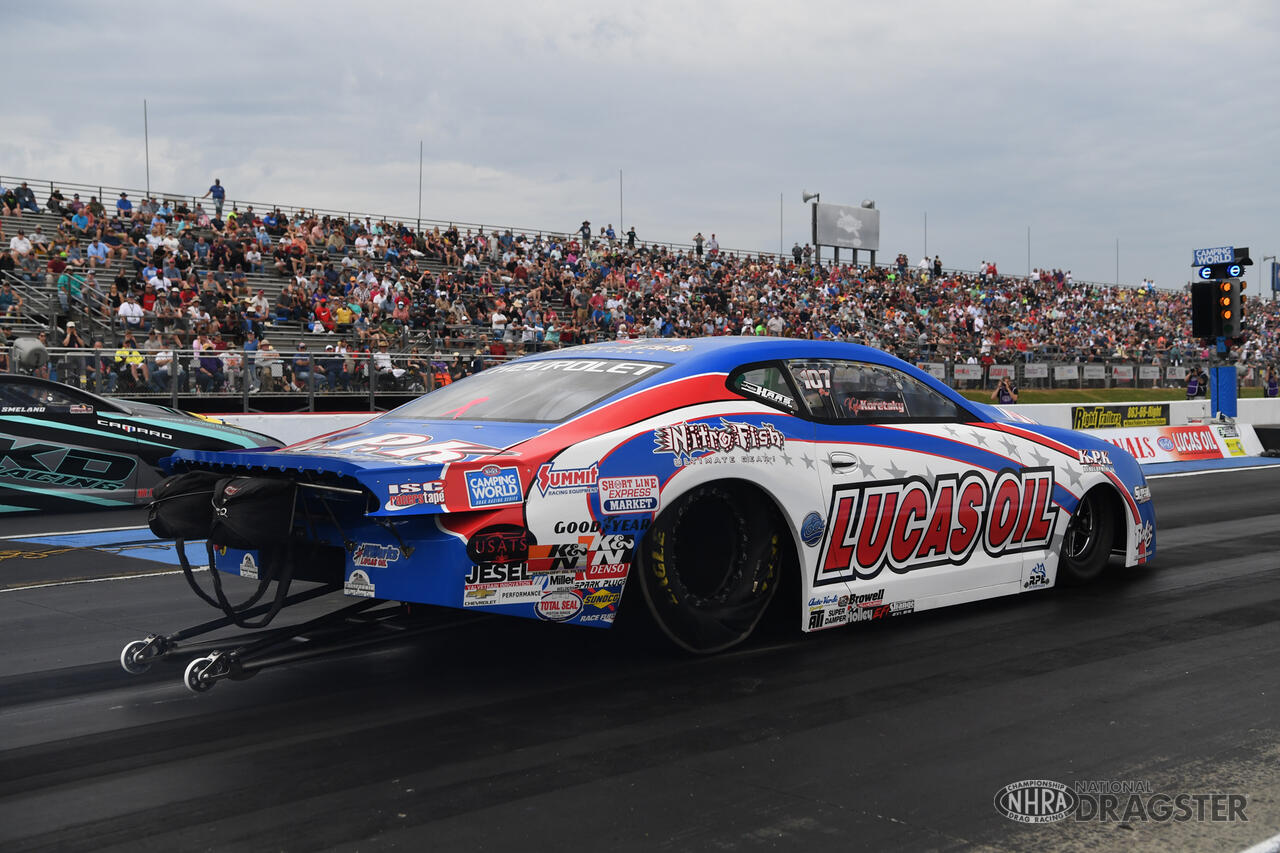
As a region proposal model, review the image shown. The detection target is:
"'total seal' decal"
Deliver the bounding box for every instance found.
[816,468,1060,584]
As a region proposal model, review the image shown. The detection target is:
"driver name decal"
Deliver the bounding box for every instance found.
[815,468,1059,584]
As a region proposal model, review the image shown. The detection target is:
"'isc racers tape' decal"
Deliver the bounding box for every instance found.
[815,467,1060,585]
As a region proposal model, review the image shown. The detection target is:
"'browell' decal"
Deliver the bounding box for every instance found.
[815,468,1059,584]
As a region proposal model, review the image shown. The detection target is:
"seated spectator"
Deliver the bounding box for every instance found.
[86,237,110,268]
[291,341,313,389]
[117,293,147,332]
[114,335,149,390]
[70,208,91,235]
[255,338,281,390]
[0,186,20,217]
[151,343,183,392]
[116,192,133,219]
[0,283,23,317]
[14,182,40,214]
[193,333,224,392]
[45,188,68,216]
[8,230,32,259]
[84,340,119,393]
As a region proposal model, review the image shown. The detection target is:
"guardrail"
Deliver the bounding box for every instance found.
[21,342,1261,414]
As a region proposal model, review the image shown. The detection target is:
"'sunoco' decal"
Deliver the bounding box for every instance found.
[800,511,825,547]
[465,465,523,508]
[816,468,1060,584]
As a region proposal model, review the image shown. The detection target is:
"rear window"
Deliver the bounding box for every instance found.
[391,358,668,423]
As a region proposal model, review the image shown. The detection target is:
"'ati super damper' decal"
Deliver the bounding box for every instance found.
[815,467,1060,585]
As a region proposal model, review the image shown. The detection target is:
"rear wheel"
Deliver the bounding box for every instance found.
[634,484,783,653]
[1057,488,1116,584]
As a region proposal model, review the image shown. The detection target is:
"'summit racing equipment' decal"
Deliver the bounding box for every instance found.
[816,467,1060,584]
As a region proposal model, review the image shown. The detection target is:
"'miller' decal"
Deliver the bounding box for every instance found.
[815,468,1060,584]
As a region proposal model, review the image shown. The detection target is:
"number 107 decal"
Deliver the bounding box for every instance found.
[815,468,1061,584]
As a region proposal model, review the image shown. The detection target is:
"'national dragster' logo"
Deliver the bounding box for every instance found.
[816,468,1060,584]
[653,419,784,461]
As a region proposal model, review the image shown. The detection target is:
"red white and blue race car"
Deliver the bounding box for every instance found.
[124,337,1155,690]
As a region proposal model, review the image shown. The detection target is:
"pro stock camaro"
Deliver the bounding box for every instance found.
[126,337,1155,689]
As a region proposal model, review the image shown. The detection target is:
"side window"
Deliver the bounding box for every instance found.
[785,360,967,422]
[729,365,798,413]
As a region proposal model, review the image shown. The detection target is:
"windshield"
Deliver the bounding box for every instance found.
[391,358,669,423]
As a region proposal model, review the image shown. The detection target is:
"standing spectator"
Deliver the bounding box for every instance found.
[626,226,637,250]
[707,233,719,257]
[202,178,226,219]
[578,220,591,249]
[1265,366,1279,398]
[692,232,705,259]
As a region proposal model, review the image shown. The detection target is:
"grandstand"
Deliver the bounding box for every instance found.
[3,173,1277,412]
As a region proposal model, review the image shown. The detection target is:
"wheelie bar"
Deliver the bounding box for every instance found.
[122,590,444,693]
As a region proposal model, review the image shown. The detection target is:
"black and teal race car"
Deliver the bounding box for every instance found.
[0,374,280,513]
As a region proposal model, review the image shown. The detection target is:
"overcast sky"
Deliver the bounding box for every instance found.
[4,1,1278,291]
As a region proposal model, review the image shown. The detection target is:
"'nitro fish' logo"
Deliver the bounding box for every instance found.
[816,468,1060,584]
[652,419,784,460]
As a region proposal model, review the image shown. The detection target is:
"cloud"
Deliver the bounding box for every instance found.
[3,0,1278,289]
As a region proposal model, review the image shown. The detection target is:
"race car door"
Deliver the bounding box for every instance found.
[791,359,1032,610]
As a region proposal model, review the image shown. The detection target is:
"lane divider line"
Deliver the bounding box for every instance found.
[0,567,207,593]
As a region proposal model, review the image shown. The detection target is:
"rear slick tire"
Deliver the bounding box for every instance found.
[634,484,783,653]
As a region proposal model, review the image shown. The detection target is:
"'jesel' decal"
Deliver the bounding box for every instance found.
[815,468,1060,584]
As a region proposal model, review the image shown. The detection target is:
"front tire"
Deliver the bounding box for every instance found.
[1057,488,1116,584]
[634,484,784,653]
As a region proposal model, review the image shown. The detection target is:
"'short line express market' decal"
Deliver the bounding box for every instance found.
[816,468,1060,584]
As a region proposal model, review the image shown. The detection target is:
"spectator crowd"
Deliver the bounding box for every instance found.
[3,176,1280,396]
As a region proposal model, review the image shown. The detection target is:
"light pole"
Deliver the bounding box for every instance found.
[801,190,820,266]
[1264,255,1277,303]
